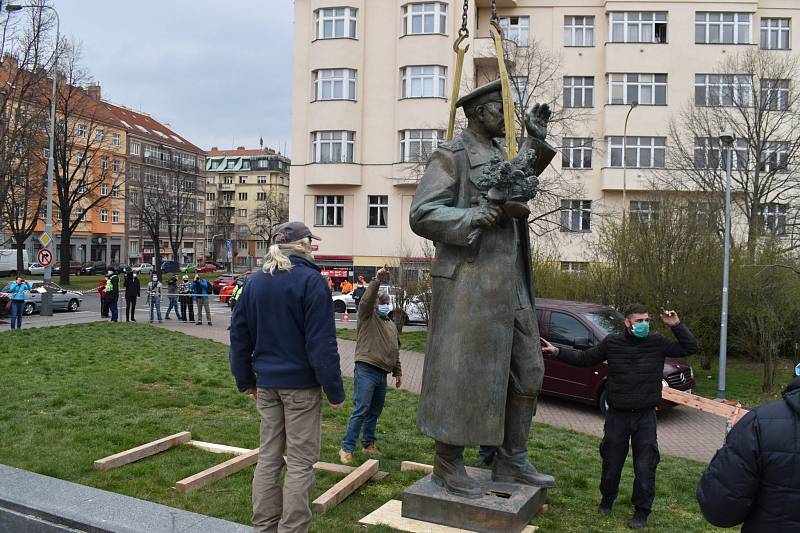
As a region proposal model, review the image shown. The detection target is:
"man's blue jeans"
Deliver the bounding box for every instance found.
[342,362,388,453]
[165,296,179,319]
[149,297,162,322]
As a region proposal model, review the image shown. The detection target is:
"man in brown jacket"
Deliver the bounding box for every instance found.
[339,265,402,464]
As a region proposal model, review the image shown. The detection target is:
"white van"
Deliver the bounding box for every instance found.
[0,249,29,277]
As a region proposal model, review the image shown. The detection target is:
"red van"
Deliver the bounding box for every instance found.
[537,299,695,414]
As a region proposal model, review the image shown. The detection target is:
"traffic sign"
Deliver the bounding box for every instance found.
[37,248,53,267]
[39,232,51,247]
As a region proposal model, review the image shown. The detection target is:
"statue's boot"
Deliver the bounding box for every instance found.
[432,442,482,498]
[492,393,557,488]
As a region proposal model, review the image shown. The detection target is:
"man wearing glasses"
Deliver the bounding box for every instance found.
[541,304,698,529]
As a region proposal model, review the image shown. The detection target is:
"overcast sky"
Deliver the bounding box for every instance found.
[54,0,294,155]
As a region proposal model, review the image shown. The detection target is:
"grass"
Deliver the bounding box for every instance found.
[0,323,729,532]
[337,328,428,353]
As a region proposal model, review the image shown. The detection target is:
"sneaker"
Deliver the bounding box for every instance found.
[196,322,201,325]
[165,316,171,320]
[362,444,383,456]
[158,320,163,323]
[338,449,353,465]
[627,510,649,529]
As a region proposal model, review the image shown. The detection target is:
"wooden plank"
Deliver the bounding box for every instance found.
[284,457,388,481]
[400,461,433,474]
[662,387,749,419]
[175,448,259,493]
[188,440,252,456]
[94,431,191,471]
[312,459,379,513]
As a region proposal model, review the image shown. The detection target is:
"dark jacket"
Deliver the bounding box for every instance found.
[557,323,698,410]
[167,277,178,296]
[124,275,140,299]
[228,256,345,405]
[697,377,800,532]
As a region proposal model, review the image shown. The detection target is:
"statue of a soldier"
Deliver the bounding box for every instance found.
[409,80,557,498]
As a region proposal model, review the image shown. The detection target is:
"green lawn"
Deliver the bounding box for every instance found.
[337,328,428,353]
[0,323,728,532]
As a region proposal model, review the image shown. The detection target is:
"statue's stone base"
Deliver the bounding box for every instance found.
[401,467,546,533]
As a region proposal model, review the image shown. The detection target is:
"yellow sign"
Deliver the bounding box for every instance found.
[39,232,51,247]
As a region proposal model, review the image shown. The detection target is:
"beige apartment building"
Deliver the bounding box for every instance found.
[290,0,800,277]
[205,148,291,267]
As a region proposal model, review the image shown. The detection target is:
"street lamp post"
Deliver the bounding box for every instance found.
[621,101,638,217]
[6,3,59,316]
[717,131,736,401]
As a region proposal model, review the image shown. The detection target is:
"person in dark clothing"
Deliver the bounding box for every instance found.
[697,368,800,533]
[105,270,120,322]
[164,275,180,320]
[541,304,698,529]
[179,274,194,322]
[124,271,140,322]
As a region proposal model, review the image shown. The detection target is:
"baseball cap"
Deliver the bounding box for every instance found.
[271,221,321,244]
[182,275,189,280]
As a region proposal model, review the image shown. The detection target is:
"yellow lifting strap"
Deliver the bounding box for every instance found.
[490,19,517,159]
[447,34,469,141]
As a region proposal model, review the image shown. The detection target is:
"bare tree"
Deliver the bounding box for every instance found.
[249,184,288,244]
[662,48,800,260]
[162,160,202,265]
[126,168,167,279]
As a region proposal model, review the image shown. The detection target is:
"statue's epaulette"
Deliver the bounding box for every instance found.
[437,138,465,152]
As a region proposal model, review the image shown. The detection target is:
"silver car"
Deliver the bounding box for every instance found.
[1,281,83,315]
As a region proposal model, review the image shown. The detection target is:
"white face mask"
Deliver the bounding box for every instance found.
[152,277,158,283]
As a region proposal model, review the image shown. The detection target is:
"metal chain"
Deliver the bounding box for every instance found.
[459,0,469,36]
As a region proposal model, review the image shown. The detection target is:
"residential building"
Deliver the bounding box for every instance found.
[205,147,291,267]
[290,1,800,275]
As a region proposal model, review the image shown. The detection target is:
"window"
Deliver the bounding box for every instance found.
[695,12,752,44]
[315,195,344,226]
[100,209,108,222]
[314,7,357,39]
[256,192,267,201]
[112,210,120,223]
[258,160,268,169]
[368,195,388,227]
[609,12,668,43]
[400,129,444,162]
[111,186,120,198]
[256,240,268,251]
[226,159,236,169]
[693,137,749,170]
[130,241,139,254]
[608,73,667,105]
[95,129,104,142]
[562,138,592,169]
[112,133,120,146]
[561,262,589,274]
[100,183,109,196]
[130,142,140,156]
[564,16,594,46]
[563,76,594,107]
[239,175,247,184]
[549,312,591,347]
[223,175,234,184]
[257,175,268,183]
[77,124,87,138]
[499,16,529,47]
[311,131,355,163]
[630,201,660,224]
[760,142,789,173]
[238,192,248,201]
[760,18,790,50]
[314,68,357,100]
[608,137,666,168]
[403,3,447,35]
[762,79,790,111]
[112,158,121,172]
[401,65,447,98]
[694,74,752,106]
[207,192,216,201]
[238,209,247,218]
[560,200,592,232]
[100,156,109,170]
[242,160,250,170]
[760,203,787,233]
[206,208,216,217]
[238,240,247,249]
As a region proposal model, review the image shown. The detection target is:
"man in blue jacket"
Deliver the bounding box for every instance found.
[230,221,345,533]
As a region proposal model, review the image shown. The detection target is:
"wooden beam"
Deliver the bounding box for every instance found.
[312,459,379,513]
[94,431,191,471]
[175,448,259,493]
[284,457,388,481]
[662,387,749,420]
[400,461,433,474]
[188,440,252,456]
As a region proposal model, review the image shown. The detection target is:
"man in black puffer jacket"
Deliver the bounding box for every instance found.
[541,303,698,529]
[697,370,800,532]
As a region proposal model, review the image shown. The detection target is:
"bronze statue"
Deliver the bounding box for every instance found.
[409,80,557,498]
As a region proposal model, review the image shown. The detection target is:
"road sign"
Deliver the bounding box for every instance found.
[37,248,53,267]
[39,232,51,247]
[226,239,233,252]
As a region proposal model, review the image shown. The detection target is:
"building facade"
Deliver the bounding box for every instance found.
[290,0,800,274]
[205,147,290,267]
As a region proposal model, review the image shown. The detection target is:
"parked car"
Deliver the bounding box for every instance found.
[52,261,83,275]
[220,275,248,306]
[26,262,46,275]
[208,261,226,270]
[0,281,82,315]
[132,263,154,275]
[0,249,28,276]
[378,285,428,324]
[332,291,357,314]
[161,260,180,273]
[196,263,218,273]
[212,274,238,294]
[80,261,108,275]
[536,298,695,414]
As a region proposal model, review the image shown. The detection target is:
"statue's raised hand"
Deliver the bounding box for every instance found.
[525,103,551,141]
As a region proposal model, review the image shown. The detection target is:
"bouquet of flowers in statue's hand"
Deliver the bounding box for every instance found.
[474,149,540,219]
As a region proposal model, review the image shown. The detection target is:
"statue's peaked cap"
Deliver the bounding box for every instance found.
[456,79,503,109]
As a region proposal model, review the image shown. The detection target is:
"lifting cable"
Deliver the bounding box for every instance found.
[446,0,470,141]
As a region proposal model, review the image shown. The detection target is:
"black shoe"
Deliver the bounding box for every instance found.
[628,510,649,529]
[165,316,171,320]
[208,322,212,326]
[131,318,136,322]
[196,322,201,325]
[598,498,614,515]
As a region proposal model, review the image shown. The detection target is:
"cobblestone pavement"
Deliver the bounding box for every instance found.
[155,321,725,463]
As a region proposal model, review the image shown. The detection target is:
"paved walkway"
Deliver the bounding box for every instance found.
[157,321,726,463]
